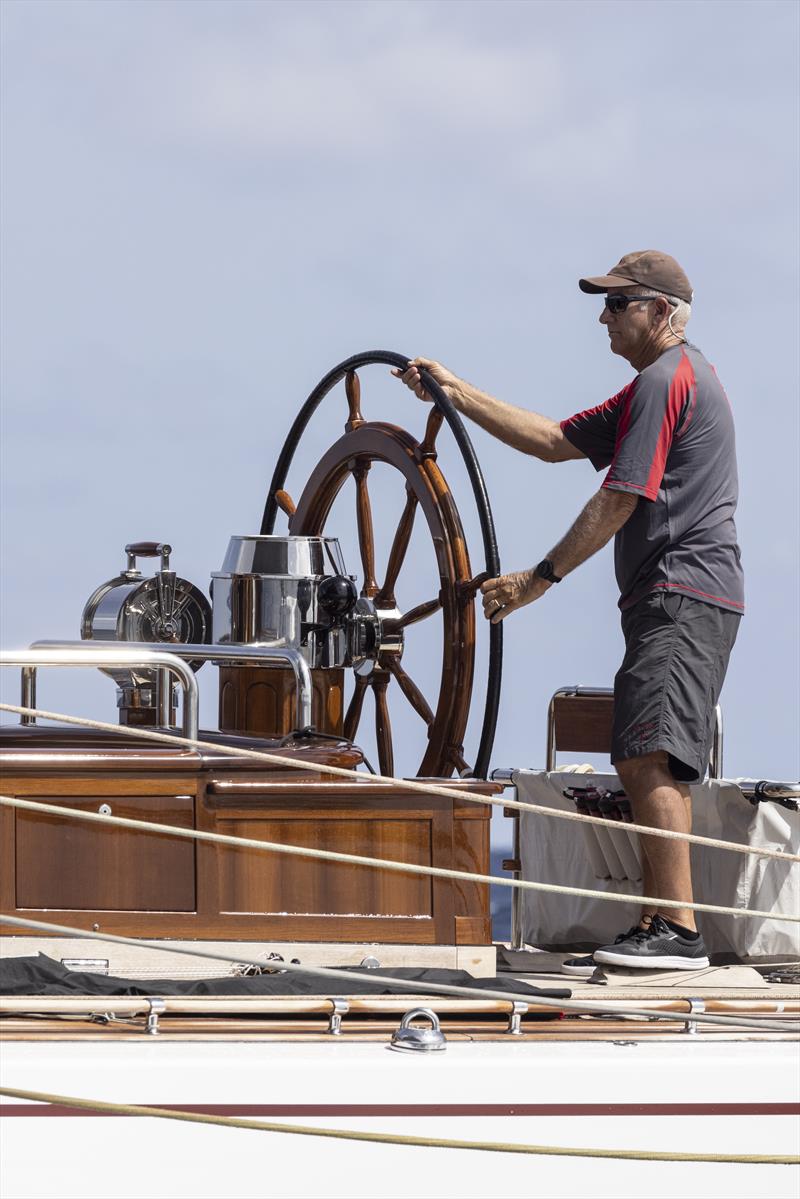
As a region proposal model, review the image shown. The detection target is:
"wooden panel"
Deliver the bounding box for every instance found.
[3,777,199,797]
[219,667,344,738]
[455,915,492,944]
[0,806,14,918]
[1,775,492,944]
[553,696,614,754]
[14,795,196,912]
[451,808,490,926]
[0,909,439,942]
[215,817,432,917]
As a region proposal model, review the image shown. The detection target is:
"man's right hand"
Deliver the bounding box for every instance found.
[392,358,462,404]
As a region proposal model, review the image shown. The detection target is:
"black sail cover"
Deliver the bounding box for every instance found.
[0,954,569,1001]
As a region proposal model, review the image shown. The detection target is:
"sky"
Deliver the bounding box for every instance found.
[1,0,798,806]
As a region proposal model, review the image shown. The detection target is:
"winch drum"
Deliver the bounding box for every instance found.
[211,535,353,667]
[212,535,356,738]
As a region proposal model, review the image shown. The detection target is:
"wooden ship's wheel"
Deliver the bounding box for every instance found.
[261,350,503,780]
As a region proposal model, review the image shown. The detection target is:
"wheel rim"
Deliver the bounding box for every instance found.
[291,420,475,778]
[261,351,502,778]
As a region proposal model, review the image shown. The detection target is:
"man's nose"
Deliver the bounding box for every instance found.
[599,305,610,326]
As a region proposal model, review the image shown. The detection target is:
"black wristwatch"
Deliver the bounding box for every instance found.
[535,558,563,584]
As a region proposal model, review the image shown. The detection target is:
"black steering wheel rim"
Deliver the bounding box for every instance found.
[260,349,502,780]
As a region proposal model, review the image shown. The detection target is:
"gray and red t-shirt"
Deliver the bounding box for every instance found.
[561,344,744,613]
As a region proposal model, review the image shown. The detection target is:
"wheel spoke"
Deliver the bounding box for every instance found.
[420,407,444,458]
[384,656,433,726]
[372,670,394,776]
[343,673,369,742]
[397,595,442,629]
[352,460,378,597]
[345,370,364,430]
[375,488,418,607]
[456,571,490,602]
[450,747,471,775]
[274,489,296,518]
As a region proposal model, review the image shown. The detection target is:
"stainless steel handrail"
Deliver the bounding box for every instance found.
[489,765,528,951]
[2,648,200,740]
[709,703,724,780]
[28,639,314,732]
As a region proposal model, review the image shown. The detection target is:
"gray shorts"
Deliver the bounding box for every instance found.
[612,591,741,783]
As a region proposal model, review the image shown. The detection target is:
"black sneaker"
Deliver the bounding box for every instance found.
[560,927,642,977]
[560,955,596,977]
[593,915,710,970]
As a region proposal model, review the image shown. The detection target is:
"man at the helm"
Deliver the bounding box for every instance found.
[396,250,744,972]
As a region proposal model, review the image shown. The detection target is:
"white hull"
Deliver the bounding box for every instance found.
[2,1040,798,1199]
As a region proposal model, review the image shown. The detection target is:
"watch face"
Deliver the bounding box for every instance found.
[536,559,554,580]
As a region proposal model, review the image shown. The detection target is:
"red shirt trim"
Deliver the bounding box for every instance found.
[559,383,632,434]
[604,350,696,501]
[638,582,743,609]
[644,351,695,497]
[602,479,650,492]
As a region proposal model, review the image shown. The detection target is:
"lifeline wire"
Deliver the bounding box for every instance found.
[1,701,797,865]
[2,794,797,926]
[1,912,796,1033]
[0,1087,796,1165]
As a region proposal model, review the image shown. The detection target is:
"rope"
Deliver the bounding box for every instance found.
[2,701,797,865]
[2,794,797,924]
[2,912,796,1032]
[1,1087,796,1165]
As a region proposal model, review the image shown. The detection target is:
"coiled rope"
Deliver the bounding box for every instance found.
[1,701,797,865]
[0,1087,796,1165]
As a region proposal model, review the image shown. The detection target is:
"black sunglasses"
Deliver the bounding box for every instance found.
[604,293,677,315]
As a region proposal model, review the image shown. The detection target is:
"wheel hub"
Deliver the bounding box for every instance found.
[347,600,404,676]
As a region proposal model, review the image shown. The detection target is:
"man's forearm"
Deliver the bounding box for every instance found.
[548,487,638,578]
[397,358,582,462]
[479,486,638,622]
[450,379,568,462]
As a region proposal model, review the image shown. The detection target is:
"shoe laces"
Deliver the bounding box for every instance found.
[621,915,669,945]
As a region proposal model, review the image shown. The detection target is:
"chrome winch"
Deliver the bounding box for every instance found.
[81,541,212,726]
[211,535,401,673]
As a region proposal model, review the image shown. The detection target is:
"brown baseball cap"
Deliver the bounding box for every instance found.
[579,250,693,304]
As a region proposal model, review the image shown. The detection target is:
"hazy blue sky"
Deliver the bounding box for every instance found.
[1,0,798,786]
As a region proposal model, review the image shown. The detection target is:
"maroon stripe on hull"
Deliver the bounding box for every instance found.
[2,1102,798,1118]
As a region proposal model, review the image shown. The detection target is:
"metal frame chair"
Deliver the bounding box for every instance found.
[503,686,724,949]
[546,686,723,778]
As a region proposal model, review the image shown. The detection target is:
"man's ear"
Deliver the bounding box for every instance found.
[652,298,670,325]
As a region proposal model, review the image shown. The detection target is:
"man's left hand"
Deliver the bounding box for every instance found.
[480,569,551,623]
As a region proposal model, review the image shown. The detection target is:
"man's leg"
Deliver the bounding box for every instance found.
[615,750,695,930]
[564,595,739,974]
[590,746,709,968]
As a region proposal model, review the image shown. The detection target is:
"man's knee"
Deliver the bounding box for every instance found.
[615,750,669,785]
[616,752,692,815]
